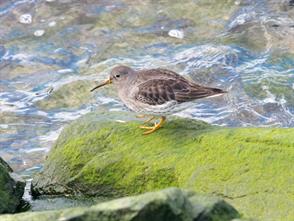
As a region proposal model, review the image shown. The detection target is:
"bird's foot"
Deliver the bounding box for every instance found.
[139,116,166,135]
[136,114,146,119]
[143,116,156,124]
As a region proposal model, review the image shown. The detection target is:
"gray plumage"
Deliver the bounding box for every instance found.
[107,66,226,115]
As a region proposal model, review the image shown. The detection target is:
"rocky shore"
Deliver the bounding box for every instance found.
[27,111,294,220]
[1,187,243,221]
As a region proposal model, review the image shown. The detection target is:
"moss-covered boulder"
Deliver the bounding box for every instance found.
[1,187,240,221]
[32,111,294,220]
[0,157,25,214]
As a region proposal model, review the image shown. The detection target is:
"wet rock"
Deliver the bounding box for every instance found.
[31,111,294,220]
[0,45,5,58]
[225,0,294,52]
[0,157,25,214]
[0,62,58,81]
[244,79,294,107]
[36,80,94,110]
[0,0,239,62]
[276,0,294,11]
[1,188,240,221]
[189,194,240,221]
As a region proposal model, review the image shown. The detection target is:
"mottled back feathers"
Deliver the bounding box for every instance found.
[134,69,226,106]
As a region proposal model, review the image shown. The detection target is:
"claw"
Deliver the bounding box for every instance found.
[143,128,158,135]
[139,116,166,135]
[136,115,155,124]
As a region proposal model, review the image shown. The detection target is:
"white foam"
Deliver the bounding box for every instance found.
[24,147,48,153]
[53,108,91,121]
[34,29,45,37]
[48,21,56,27]
[168,29,184,39]
[19,14,32,24]
[38,128,63,143]
[0,124,9,129]
[57,69,73,74]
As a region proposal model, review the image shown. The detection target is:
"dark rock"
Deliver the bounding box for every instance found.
[0,157,25,214]
[189,194,239,221]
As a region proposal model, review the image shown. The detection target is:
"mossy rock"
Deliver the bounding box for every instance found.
[0,157,25,214]
[36,80,95,110]
[1,188,240,221]
[243,75,294,106]
[32,111,294,220]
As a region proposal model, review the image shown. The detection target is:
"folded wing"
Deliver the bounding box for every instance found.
[135,79,226,105]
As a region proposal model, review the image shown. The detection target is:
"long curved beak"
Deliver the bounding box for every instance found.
[90,78,112,92]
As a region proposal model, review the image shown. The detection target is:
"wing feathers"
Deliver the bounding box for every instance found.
[135,78,226,106]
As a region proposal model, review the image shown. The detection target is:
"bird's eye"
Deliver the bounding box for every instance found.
[116,74,120,78]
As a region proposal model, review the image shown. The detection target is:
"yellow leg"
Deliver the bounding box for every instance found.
[143,116,156,124]
[136,114,146,118]
[139,116,166,135]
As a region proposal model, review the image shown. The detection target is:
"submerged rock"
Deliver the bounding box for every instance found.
[1,188,240,221]
[31,111,294,220]
[36,80,94,110]
[0,157,25,214]
[225,0,294,52]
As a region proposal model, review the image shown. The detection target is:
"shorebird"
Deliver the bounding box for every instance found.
[91,65,227,135]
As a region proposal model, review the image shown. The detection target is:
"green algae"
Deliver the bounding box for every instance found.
[36,80,95,110]
[243,78,294,106]
[32,111,294,220]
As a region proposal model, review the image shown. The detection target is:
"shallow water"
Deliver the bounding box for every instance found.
[0,0,293,180]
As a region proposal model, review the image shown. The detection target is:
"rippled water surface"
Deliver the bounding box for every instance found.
[0,0,294,176]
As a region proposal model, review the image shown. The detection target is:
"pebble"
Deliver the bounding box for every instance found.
[34,30,45,37]
[48,21,56,27]
[234,0,241,5]
[168,29,184,39]
[19,14,32,24]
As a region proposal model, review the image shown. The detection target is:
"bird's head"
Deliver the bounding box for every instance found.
[90,65,135,92]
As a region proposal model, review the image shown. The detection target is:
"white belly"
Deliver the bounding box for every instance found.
[120,95,191,116]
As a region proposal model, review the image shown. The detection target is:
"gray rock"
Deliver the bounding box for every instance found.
[0,157,25,214]
[189,194,240,221]
[0,188,240,221]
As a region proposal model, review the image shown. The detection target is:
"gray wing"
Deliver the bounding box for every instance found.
[135,79,176,105]
[135,79,226,105]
